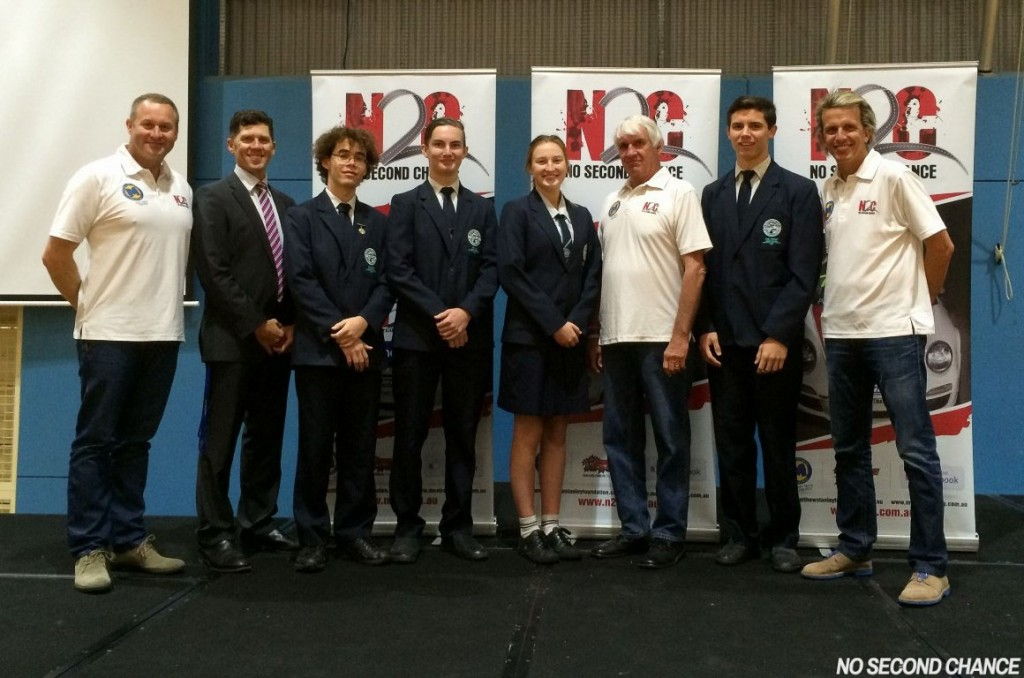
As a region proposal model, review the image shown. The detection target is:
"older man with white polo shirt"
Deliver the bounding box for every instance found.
[588,114,711,569]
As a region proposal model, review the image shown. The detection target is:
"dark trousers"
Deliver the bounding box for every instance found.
[195,357,290,546]
[389,347,489,538]
[708,344,803,549]
[292,366,382,547]
[68,340,179,558]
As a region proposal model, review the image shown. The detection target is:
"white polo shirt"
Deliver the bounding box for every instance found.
[598,166,712,344]
[49,145,193,341]
[821,149,946,338]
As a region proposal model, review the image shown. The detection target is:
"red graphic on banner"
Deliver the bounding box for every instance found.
[893,86,939,161]
[564,88,687,163]
[565,90,607,161]
[795,404,972,452]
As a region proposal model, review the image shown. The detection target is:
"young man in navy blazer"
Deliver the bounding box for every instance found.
[285,127,393,572]
[192,109,298,573]
[386,117,498,563]
[696,96,823,573]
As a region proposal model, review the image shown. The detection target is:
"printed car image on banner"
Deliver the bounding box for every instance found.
[773,62,977,551]
[530,67,721,539]
[311,70,497,534]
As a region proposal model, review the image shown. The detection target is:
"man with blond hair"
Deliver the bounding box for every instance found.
[801,90,955,607]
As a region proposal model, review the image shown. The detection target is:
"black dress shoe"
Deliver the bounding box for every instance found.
[200,539,252,573]
[389,536,422,564]
[636,538,685,569]
[293,545,326,573]
[590,534,649,559]
[339,537,389,565]
[441,533,488,561]
[242,528,299,553]
[545,527,582,561]
[516,531,558,565]
[715,541,759,566]
[770,546,803,573]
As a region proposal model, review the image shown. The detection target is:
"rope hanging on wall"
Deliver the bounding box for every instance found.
[996,0,1024,300]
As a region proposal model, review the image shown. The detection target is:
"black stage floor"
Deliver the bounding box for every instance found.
[1,494,1022,678]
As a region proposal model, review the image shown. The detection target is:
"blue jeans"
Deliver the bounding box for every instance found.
[67,340,179,558]
[602,342,692,541]
[826,336,947,575]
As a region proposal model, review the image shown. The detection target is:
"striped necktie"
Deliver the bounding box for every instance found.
[554,214,571,258]
[256,182,284,301]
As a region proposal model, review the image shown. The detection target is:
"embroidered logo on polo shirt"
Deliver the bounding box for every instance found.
[641,201,660,215]
[174,195,190,208]
[824,200,834,220]
[608,200,621,217]
[122,183,144,201]
[858,200,877,215]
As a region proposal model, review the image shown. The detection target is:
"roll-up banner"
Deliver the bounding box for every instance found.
[312,70,497,535]
[773,63,978,551]
[530,67,721,539]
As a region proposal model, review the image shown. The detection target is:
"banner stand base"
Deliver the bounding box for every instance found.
[799,532,979,553]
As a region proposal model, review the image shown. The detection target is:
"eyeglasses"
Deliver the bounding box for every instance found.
[332,151,367,164]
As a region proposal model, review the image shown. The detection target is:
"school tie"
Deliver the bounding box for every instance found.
[554,214,571,258]
[337,201,352,228]
[255,182,284,301]
[736,169,755,222]
[440,186,456,241]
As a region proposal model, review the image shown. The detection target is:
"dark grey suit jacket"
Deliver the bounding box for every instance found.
[192,172,296,362]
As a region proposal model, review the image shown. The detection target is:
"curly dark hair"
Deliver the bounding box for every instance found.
[313,126,380,184]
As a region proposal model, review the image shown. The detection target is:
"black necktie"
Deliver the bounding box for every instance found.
[440,186,456,241]
[737,169,755,221]
[338,202,352,228]
[554,214,571,258]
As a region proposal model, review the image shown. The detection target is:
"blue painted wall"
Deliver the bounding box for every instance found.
[16,72,1024,516]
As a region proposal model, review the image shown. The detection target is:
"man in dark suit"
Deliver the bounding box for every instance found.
[285,126,393,573]
[386,117,498,563]
[193,109,298,572]
[697,96,823,572]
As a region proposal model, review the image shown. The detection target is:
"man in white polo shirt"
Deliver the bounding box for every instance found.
[42,93,192,593]
[588,114,711,569]
[800,90,955,607]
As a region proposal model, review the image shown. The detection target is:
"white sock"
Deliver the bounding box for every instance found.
[541,515,559,535]
[519,515,539,538]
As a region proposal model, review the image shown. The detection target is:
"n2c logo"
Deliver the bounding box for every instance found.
[344,90,488,173]
[809,85,966,173]
[564,88,712,176]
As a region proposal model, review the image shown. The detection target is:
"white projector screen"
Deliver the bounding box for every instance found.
[0,0,190,303]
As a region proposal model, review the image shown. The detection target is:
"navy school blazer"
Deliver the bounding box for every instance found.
[284,191,393,368]
[385,180,498,353]
[696,160,824,348]
[497,190,601,346]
